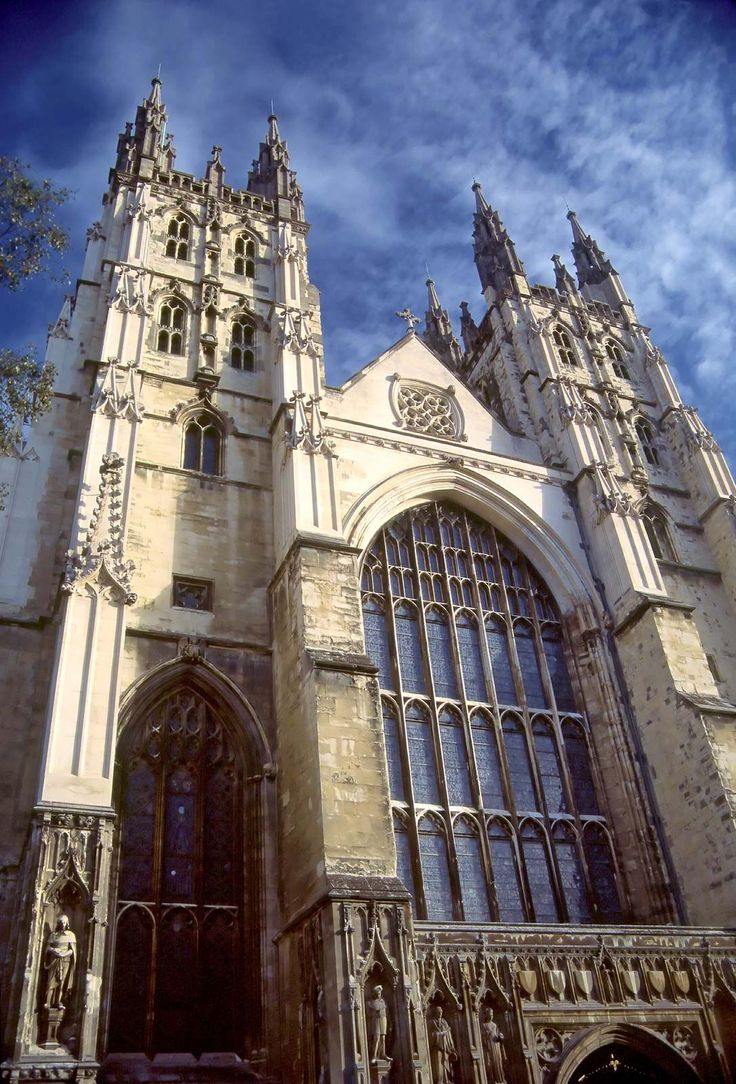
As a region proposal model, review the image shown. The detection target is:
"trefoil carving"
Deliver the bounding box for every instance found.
[85,221,105,243]
[553,376,594,427]
[92,356,144,421]
[62,453,137,604]
[591,461,635,520]
[125,184,153,223]
[276,307,318,355]
[285,392,336,457]
[48,296,74,340]
[668,404,719,452]
[109,265,148,314]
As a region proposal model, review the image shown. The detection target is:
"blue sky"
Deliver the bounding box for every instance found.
[2,0,735,459]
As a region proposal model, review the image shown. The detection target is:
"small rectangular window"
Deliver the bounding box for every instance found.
[172,576,213,612]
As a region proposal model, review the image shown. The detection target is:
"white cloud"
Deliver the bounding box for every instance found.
[2,0,734,455]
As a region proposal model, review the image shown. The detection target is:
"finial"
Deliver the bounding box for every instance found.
[425,261,432,281]
[472,180,490,215]
[156,62,162,79]
[395,308,419,334]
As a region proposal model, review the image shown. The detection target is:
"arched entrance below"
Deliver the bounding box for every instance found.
[555,1024,703,1084]
[569,1043,672,1081]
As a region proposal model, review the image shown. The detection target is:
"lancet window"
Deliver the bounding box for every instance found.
[234,235,256,277]
[157,299,186,355]
[553,325,577,367]
[108,689,244,1055]
[605,339,630,380]
[640,503,676,562]
[635,417,661,467]
[230,316,255,371]
[182,413,222,475]
[361,501,622,925]
[165,213,190,260]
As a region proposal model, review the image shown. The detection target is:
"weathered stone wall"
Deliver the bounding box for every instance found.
[616,604,736,924]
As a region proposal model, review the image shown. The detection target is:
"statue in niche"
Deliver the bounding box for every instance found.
[43,914,77,1009]
[428,1005,456,1083]
[479,1006,508,1083]
[367,984,390,1062]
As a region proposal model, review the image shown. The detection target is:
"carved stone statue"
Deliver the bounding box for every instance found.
[43,915,77,1009]
[428,1005,456,1083]
[367,984,389,1062]
[480,1007,508,1083]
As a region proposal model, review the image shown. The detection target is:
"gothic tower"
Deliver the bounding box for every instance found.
[0,80,735,1084]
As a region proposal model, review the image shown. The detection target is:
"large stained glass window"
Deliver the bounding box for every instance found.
[109,690,245,1054]
[361,501,621,924]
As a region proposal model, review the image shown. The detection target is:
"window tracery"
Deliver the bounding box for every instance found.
[361,501,622,924]
[230,315,255,371]
[108,689,244,1054]
[396,384,460,438]
[234,235,255,277]
[605,339,630,380]
[635,417,661,467]
[640,502,676,561]
[553,325,577,367]
[157,299,186,355]
[182,414,222,475]
[165,214,190,260]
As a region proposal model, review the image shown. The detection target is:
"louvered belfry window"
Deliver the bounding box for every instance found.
[108,690,244,1055]
[361,501,622,924]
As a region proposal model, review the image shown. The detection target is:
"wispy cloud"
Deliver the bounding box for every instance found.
[1,0,734,456]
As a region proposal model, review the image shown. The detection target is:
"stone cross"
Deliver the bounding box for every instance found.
[395,308,419,333]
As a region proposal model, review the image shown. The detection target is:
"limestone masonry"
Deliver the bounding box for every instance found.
[0,78,734,1084]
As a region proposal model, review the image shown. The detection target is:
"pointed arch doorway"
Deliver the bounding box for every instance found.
[556,1024,703,1084]
[106,663,271,1059]
[570,1044,670,1081]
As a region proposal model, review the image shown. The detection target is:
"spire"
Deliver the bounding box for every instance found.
[459,301,479,354]
[566,209,615,287]
[471,181,527,298]
[114,75,173,180]
[422,277,463,369]
[248,112,293,204]
[552,254,577,296]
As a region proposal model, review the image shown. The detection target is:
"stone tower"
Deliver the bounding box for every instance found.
[0,79,735,1084]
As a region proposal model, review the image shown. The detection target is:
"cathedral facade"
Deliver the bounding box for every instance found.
[0,78,735,1084]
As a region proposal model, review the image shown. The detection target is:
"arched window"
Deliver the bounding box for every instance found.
[109,689,245,1055]
[635,417,661,466]
[640,502,676,561]
[553,324,577,367]
[454,817,491,922]
[183,414,222,475]
[417,814,454,920]
[165,213,190,260]
[605,339,630,380]
[361,501,622,924]
[230,315,255,371]
[553,822,592,923]
[234,234,256,277]
[157,299,186,354]
[583,824,623,922]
